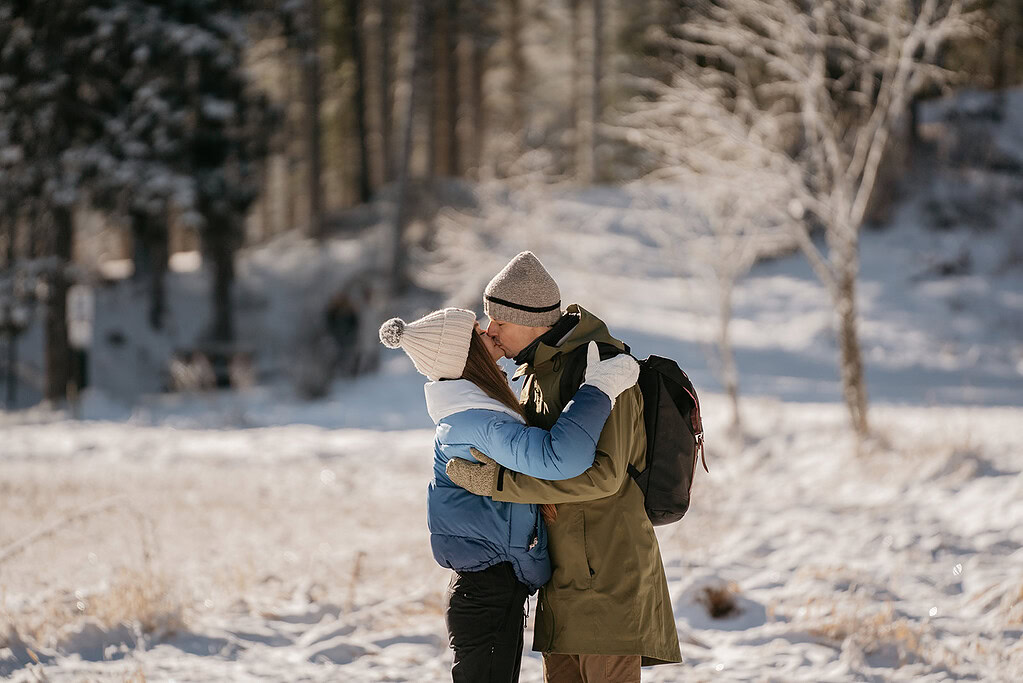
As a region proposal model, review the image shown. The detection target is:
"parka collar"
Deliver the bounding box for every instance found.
[513,312,579,366]
[423,379,525,424]
[512,304,625,377]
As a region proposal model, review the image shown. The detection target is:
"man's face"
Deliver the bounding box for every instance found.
[484,318,547,358]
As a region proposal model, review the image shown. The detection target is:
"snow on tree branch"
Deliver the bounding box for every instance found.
[622,0,983,440]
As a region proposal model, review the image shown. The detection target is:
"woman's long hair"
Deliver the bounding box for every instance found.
[461,332,526,421]
[460,332,558,524]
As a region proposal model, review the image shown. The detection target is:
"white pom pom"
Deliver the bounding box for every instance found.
[379,318,405,348]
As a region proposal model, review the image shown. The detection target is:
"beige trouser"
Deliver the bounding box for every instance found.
[542,653,642,683]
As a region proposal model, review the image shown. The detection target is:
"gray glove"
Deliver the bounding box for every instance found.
[582,341,640,408]
[445,448,498,496]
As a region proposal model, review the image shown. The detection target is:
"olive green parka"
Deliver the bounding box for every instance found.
[491,304,682,666]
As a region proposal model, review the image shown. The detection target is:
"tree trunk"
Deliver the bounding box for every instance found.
[5,324,17,409]
[835,261,869,441]
[391,0,424,290]
[131,210,168,330]
[377,0,394,183]
[2,204,13,270]
[717,276,741,434]
[507,0,525,139]
[569,0,583,178]
[207,219,236,346]
[590,0,604,183]
[150,225,168,331]
[259,162,273,241]
[441,0,460,176]
[347,0,371,203]
[423,2,437,178]
[44,204,72,403]
[431,1,450,176]
[281,55,299,234]
[303,0,325,237]
[27,201,40,259]
[466,2,487,178]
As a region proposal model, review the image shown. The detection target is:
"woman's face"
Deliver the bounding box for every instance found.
[474,321,504,362]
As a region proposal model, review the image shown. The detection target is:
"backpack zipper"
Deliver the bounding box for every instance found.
[682,385,708,473]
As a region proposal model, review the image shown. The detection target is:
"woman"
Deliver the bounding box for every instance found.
[378,307,638,683]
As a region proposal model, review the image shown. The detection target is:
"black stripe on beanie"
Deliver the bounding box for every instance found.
[485,295,561,313]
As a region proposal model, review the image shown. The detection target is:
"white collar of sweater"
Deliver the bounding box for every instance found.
[424,379,525,425]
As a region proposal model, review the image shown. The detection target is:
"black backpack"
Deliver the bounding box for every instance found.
[558,342,707,526]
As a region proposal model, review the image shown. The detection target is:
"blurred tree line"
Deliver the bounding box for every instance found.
[0,0,1020,404]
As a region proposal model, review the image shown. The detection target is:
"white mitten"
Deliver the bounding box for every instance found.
[581,341,640,408]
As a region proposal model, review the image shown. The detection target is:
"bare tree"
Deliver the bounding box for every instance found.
[422,2,437,178]
[630,0,979,442]
[424,0,462,177]
[568,0,583,176]
[389,0,424,290]
[621,171,793,436]
[443,0,461,177]
[680,181,790,435]
[462,0,494,178]
[376,0,395,183]
[590,0,604,183]
[346,0,371,203]
[507,0,526,138]
[302,0,325,237]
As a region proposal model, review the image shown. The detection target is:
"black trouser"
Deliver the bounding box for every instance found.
[445,562,531,683]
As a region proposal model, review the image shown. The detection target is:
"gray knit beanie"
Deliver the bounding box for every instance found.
[378,308,476,381]
[483,251,562,327]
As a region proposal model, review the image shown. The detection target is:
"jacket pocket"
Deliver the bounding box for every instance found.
[508,502,538,549]
[549,508,593,591]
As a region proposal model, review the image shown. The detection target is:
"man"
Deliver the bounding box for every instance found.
[447,251,682,682]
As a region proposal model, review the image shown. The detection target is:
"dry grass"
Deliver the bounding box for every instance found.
[3,566,185,655]
[805,601,923,652]
[697,582,741,619]
[1003,583,1023,625]
[3,590,76,648]
[122,663,148,682]
[870,414,979,465]
[784,596,949,668]
[346,551,366,612]
[795,564,875,586]
[86,567,185,639]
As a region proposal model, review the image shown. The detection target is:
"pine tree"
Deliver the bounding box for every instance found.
[1,0,279,399]
[0,0,117,402]
[155,1,277,347]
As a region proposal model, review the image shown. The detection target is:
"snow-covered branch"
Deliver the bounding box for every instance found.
[622,0,983,440]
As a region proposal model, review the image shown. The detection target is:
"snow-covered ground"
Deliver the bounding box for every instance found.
[4,395,1021,682]
[3,93,1023,681]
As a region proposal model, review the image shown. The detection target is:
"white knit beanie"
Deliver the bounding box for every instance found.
[378,308,477,381]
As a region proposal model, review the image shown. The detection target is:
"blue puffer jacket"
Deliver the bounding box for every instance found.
[423,379,613,591]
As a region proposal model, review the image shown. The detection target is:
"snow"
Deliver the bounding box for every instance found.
[3,93,1023,681]
[169,251,202,274]
[3,396,1022,681]
[201,97,236,122]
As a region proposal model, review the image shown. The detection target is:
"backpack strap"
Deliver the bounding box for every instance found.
[557,341,640,482]
[556,341,629,405]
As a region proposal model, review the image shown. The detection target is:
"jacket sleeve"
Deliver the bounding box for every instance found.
[472,385,612,480]
[491,385,644,504]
